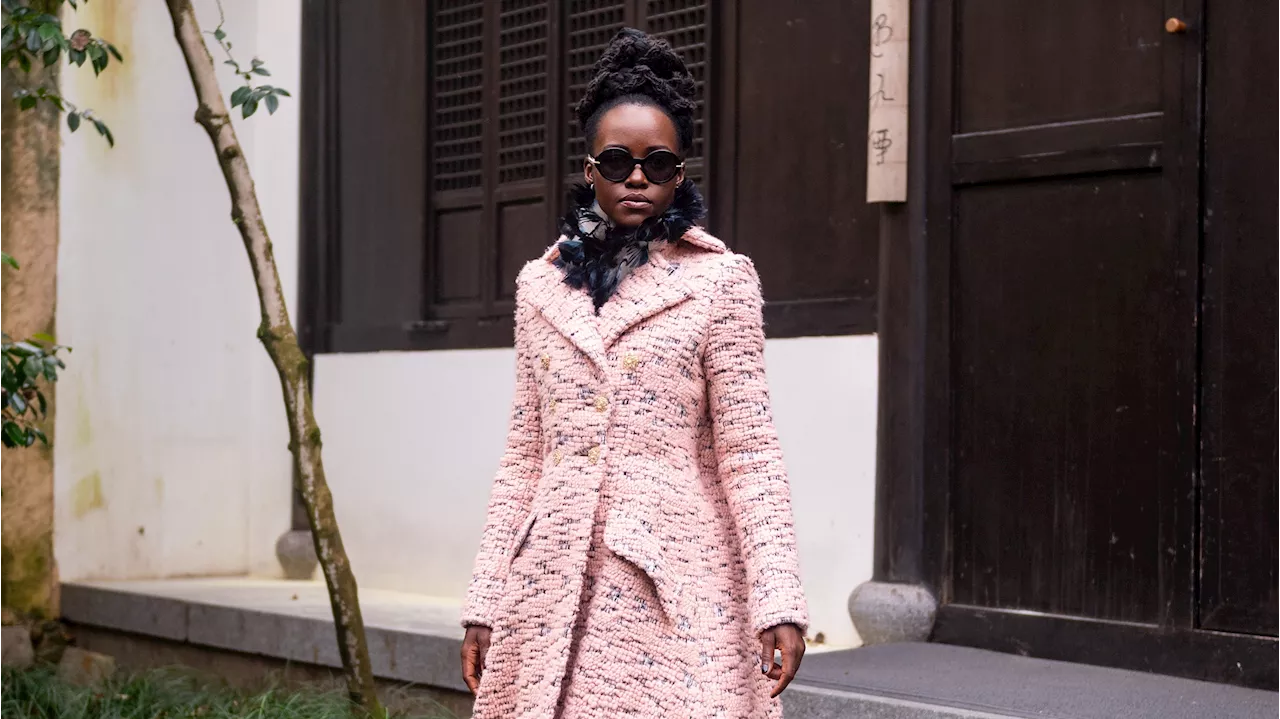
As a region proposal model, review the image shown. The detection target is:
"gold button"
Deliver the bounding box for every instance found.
[540,354,551,370]
[553,449,563,465]
[587,445,601,465]
[594,395,608,412]
[623,353,639,371]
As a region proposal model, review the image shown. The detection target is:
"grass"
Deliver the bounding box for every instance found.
[1,666,459,719]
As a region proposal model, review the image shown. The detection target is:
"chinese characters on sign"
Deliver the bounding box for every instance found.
[866,0,909,202]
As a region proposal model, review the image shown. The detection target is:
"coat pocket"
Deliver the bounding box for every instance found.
[603,508,684,621]
[507,510,538,561]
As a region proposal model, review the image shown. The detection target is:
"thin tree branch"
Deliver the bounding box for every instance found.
[160,1,383,715]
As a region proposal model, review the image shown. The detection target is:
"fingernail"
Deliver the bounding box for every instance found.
[761,662,769,674]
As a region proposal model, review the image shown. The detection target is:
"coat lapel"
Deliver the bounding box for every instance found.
[596,246,695,350]
[523,255,608,372]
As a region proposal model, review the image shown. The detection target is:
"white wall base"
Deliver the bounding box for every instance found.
[314,334,877,648]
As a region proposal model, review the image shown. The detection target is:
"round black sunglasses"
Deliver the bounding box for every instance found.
[587,148,684,184]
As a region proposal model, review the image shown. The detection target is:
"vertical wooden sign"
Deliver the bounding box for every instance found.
[866,0,909,203]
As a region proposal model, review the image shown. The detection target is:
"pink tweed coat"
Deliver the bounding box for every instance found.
[462,227,808,718]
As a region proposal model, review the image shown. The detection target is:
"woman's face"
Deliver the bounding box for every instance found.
[585,103,685,228]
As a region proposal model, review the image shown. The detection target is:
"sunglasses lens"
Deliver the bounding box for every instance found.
[643,152,679,183]
[595,149,635,182]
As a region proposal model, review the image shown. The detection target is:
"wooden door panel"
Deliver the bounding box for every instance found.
[940,0,1197,629]
[1198,0,1279,637]
[955,0,1164,133]
[950,174,1177,623]
[732,0,879,336]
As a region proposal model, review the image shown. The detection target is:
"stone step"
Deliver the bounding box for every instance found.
[786,643,1278,719]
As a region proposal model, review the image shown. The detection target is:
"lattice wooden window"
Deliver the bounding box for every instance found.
[644,0,707,181]
[565,1,628,176]
[432,1,486,192]
[309,0,716,352]
[499,0,550,185]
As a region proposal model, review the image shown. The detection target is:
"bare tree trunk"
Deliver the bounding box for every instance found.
[162,2,382,715]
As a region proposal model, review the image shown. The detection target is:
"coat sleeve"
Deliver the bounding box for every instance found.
[461,272,542,628]
[705,254,810,636]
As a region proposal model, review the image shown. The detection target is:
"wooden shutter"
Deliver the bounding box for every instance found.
[643,0,708,182]
[305,0,720,352]
[564,1,628,178]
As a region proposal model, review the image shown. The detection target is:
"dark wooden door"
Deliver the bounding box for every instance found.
[926,0,1203,637]
[1197,0,1278,638]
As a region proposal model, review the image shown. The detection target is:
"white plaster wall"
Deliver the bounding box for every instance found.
[55,0,301,581]
[315,335,878,648]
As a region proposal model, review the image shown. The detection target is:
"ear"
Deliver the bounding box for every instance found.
[675,165,686,187]
[583,158,594,185]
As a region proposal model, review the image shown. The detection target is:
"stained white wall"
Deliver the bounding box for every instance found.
[314,336,878,648]
[55,0,301,581]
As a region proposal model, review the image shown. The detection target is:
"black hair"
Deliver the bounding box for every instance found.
[575,28,698,155]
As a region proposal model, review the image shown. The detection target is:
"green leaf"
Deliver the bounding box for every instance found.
[18,95,36,110]
[266,94,279,115]
[36,391,47,416]
[17,50,30,72]
[274,88,292,97]
[107,43,121,62]
[2,25,15,50]
[42,46,58,66]
[67,111,80,131]
[9,390,27,414]
[37,24,58,42]
[91,118,114,146]
[30,426,47,445]
[30,333,55,344]
[25,28,40,53]
[243,99,258,118]
[252,66,270,77]
[1,252,17,269]
[88,42,105,74]
[69,48,84,66]
[213,28,226,41]
[4,422,26,448]
[22,356,41,381]
[230,85,250,108]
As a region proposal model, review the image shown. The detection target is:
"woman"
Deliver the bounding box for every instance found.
[460,28,808,718]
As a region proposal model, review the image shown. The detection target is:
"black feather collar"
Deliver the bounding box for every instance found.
[553,181,707,312]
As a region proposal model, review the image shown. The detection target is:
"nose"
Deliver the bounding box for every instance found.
[625,163,647,188]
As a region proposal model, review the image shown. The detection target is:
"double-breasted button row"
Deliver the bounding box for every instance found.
[550,446,601,465]
[542,352,636,374]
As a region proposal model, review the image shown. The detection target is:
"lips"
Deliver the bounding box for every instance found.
[619,193,652,210]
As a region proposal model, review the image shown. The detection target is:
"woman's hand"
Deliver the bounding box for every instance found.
[760,622,806,698]
[461,625,492,694]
